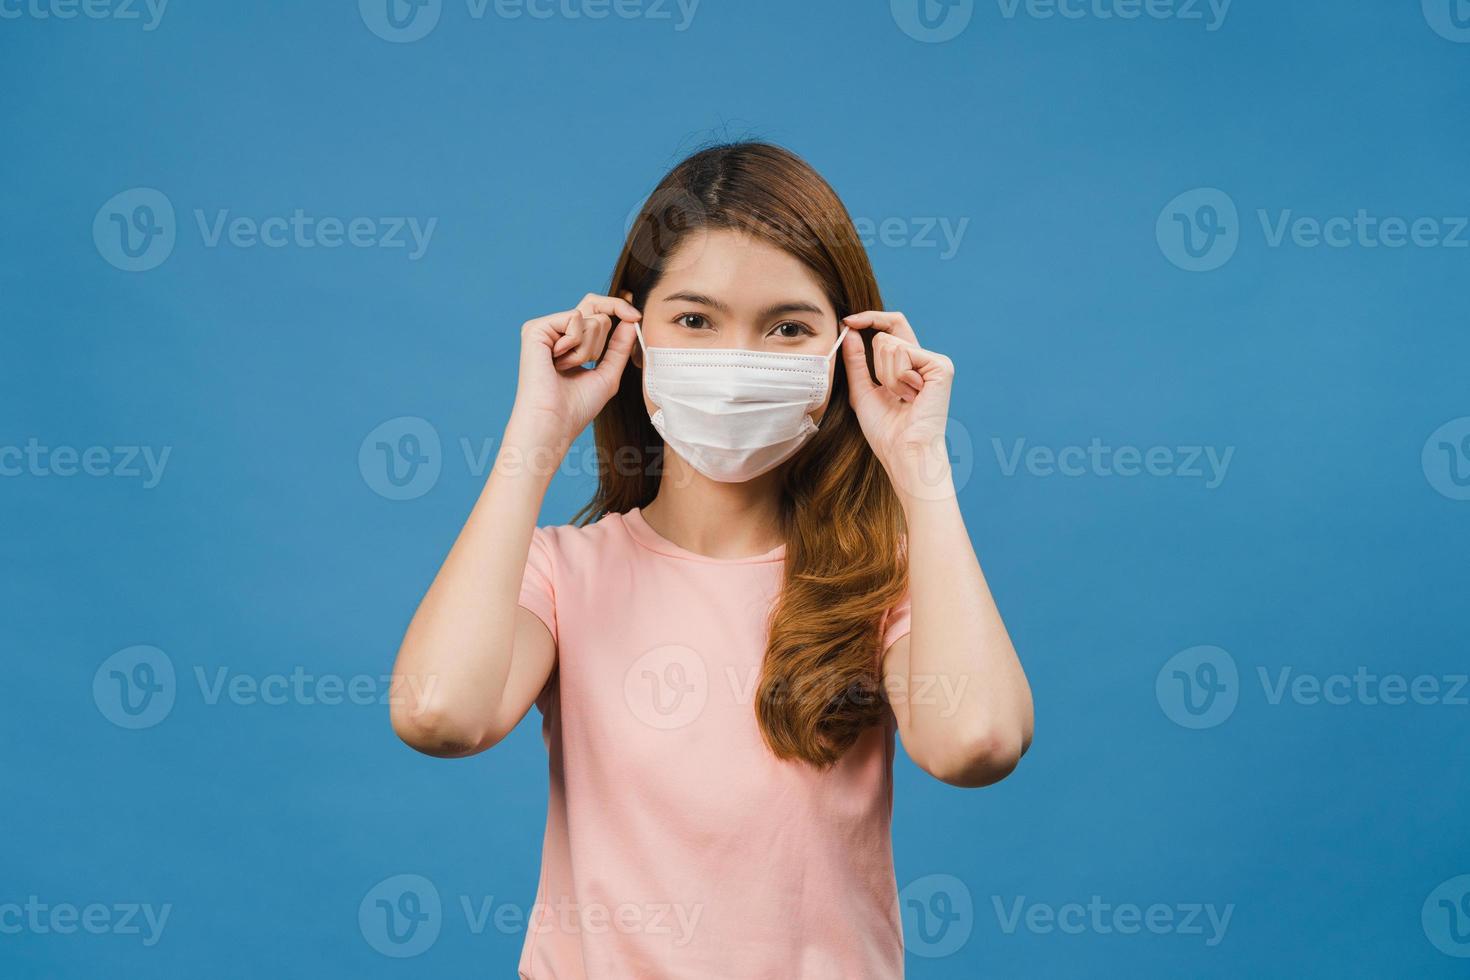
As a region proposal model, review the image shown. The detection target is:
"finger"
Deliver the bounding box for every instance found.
[900,343,955,380]
[892,373,923,402]
[891,361,923,402]
[874,334,896,388]
[551,312,585,360]
[522,311,573,354]
[842,310,919,346]
[557,313,611,367]
[840,329,877,397]
[578,293,642,324]
[591,320,636,386]
[875,333,902,388]
[899,345,954,400]
[877,334,922,401]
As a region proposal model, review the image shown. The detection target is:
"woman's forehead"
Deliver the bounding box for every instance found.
[654,229,833,314]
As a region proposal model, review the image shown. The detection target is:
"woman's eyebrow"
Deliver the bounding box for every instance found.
[660,291,826,319]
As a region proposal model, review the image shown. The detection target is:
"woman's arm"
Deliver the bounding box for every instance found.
[390,296,640,757]
[840,311,1034,788]
[884,466,1033,788]
[389,422,559,758]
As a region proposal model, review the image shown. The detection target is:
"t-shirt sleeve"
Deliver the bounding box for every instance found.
[880,588,912,653]
[517,526,558,645]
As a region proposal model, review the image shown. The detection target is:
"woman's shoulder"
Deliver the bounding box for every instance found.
[531,509,635,559]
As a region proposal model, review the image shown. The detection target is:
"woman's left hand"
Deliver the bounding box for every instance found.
[840,310,956,498]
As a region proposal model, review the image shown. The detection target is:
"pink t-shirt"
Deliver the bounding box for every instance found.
[514,507,913,980]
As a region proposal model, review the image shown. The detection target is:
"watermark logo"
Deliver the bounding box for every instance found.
[363,422,692,496]
[360,416,442,500]
[360,0,442,42]
[372,416,973,501]
[1161,651,1464,726]
[624,188,970,265]
[1423,417,1470,501]
[1156,645,1238,729]
[95,651,436,729]
[1257,210,1469,251]
[193,667,437,708]
[1423,0,1470,42]
[994,896,1233,945]
[1161,188,1470,271]
[891,0,974,43]
[896,0,1232,38]
[992,437,1233,489]
[0,440,171,488]
[0,898,171,946]
[94,190,436,268]
[1424,875,1470,958]
[623,644,707,730]
[900,873,974,958]
[360,874,442,957]
[0,0,168,30]
[623,184,710,274]
[357,879,703,949]
[1157,188,1239,272]
[884,417,975,502]
[996,0,1231,30]
[480,0,698,28]
[853,216,970,259]
[362,0,696,39]
[192,209,436,257]
[93,645,176,730]
[1258,667,1467,707]
[94,188,176,272]
[943,418,976,496]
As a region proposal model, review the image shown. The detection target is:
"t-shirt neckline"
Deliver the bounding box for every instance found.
[620,507,787,565]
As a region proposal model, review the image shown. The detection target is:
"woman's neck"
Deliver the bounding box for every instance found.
[640,456,786,560]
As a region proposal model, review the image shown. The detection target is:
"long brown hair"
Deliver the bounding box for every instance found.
[576,142,909,768]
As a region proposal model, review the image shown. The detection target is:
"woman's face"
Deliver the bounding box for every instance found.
[627,227,843,424]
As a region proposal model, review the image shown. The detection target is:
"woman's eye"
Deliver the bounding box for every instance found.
[677,314,709,330]
[772,321,813,339]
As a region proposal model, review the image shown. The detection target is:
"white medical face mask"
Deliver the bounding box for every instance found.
[635,323,849,483]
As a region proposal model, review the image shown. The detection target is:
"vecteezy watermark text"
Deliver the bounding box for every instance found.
[896,874,1234,957]
[92,645,441,729]
[993,895,1234,946]
[0,440,171,488]
[994,0,1230,30]
[621,646,969,731]
[0,897,171,946]
[1157,645,1469,729]
[1158,188,1470,272]
[359,0,699,42]
[0,0,167,29]
[892,0,1231,43]
[94,188,436,272]
[358,874,702,958]
[992,437,1234,488]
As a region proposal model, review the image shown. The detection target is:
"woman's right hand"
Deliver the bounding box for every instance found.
[511,293,642,445]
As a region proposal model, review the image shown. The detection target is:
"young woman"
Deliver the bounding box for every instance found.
[390,142,1033,979]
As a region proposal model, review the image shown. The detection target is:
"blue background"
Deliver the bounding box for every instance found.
[3,0,1468,976]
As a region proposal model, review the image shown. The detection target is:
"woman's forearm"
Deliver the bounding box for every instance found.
[390,414,563,755]
[894,450,1034,787]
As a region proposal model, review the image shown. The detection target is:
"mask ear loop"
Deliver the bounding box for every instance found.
[632,321,655,405]
[808,324,852,425]
[828,325,850,359]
